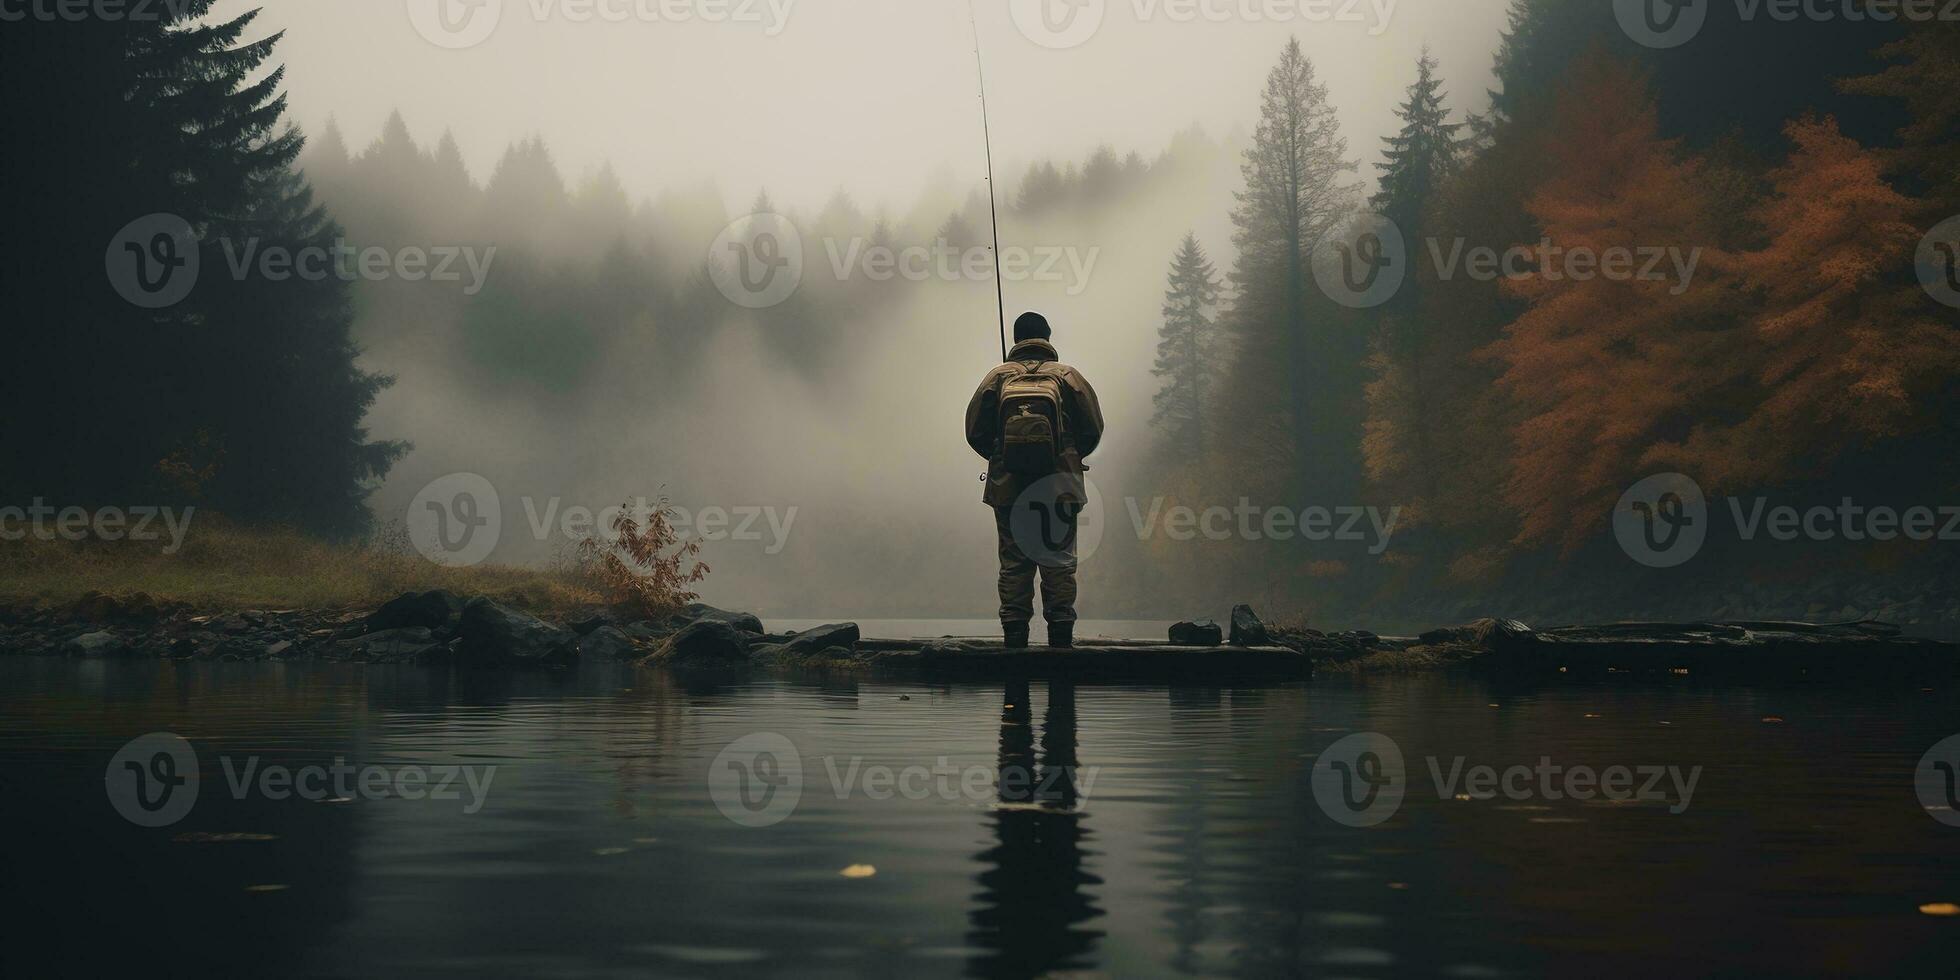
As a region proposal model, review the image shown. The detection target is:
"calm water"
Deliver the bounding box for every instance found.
[4,659,1958,977]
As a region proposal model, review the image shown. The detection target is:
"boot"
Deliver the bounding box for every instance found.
[1003,622,1030,650]
[1047,622,1074,649]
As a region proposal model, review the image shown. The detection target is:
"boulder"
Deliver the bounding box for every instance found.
[366,590,463,633]
[682,603,764,635]
[644,620,752,667]
[365,627,447,664]
[457,598,579,668]
[578,625,640,662]
[63,630,127,658]
[68,591,160,625]
[1228,605,1271,647]
[1169,620,1223,646]
[781,622,860,658]
[621,621,674,643]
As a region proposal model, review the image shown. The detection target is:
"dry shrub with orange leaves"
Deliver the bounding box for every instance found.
[573,498,710,618]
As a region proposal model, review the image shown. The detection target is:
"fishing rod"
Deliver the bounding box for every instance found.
[969,0,1009,362]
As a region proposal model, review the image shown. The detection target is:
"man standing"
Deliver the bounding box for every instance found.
[965,311,1105,649]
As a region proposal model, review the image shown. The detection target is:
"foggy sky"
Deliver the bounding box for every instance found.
[260,0,1511,213]
[254,0,1520,620]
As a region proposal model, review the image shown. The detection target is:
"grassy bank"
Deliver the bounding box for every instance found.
[0,519,601,614]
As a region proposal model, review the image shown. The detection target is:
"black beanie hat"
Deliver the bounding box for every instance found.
[1013,311,1051,343]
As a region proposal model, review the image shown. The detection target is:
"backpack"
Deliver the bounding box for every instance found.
[997,363,1067,476]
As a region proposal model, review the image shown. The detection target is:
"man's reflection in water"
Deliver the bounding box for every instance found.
[967,678,1104,978]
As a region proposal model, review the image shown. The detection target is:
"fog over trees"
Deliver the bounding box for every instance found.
[8,1,1959,627]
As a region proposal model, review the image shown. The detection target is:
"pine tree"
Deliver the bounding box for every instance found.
[1151,233,1222,459]
[1371,49,1463,235]
[1218,37,1361,499]
[0,2,402,532]
[1838,20,1960,221]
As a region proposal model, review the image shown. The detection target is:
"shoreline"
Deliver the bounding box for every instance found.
[4,589,1957,680]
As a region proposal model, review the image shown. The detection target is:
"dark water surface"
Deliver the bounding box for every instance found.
[3,659,1957,977]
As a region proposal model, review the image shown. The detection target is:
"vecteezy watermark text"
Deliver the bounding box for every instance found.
[0,0,199,22]
[1615,472,1960,567]
[1,501,194,553]
[1311,214,1705,309]
[1127,497,1401,554]
[1311,731,1703,827]
[708,731,1100,827]
[105,213,496,309]
[707,212,1101,309]
[822,238,1101,297]
[1617,0,1960,50]
[408,473,798,566]
[105,732,496,827]
[1008,0,1400,50]
[408,0,797,49]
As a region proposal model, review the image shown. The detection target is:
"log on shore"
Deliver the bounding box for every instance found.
[1401,618,1960,676]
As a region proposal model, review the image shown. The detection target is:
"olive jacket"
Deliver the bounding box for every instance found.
[964,338,1105,508]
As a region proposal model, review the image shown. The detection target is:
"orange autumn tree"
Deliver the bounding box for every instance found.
[1667,116,1960,488]
[1486,53,1742,554]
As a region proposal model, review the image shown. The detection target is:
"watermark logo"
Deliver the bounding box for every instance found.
[106,212,494,309]
[106,213,200,310]
[709,211,804,309]
[106,733,496,824]
[1310,732,1705,826]
[1309,225,1703,307]
[1312,732,1406,827]
[408,472,503,567]
[1614,0,1707,48]
[710,731,803,827]
[1917,734,1960,828]
[408,0,504,49]
[1614,472,1709,568]
[106,733,200,827]
[1613,473,1960,567]
[1008,472,1106,569]
[1313,213,1407,310]
[1917,215,1960,310]
[1010,0,1106,49]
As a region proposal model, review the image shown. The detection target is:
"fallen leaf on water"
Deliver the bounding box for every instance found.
[839,864,876,879]
[244,884,288,893]
[1921,903,1959,917]
[594,847,628,856]
[173,832,276,843]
